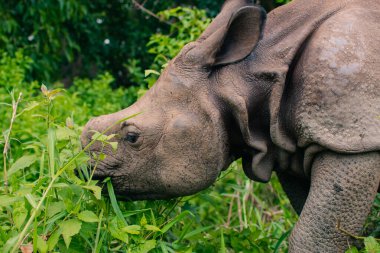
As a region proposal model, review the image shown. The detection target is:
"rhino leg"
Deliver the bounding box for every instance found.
[277,172,310,215]
[289,151,380,253]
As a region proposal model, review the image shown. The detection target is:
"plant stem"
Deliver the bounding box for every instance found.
[336,220,380,241]
[131,0,172,26]
[3,92,22,193]
[93,209,104,253]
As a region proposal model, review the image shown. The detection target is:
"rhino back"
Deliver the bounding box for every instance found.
[289,5,380,153]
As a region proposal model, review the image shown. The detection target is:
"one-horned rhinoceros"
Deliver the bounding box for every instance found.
[81,0,380,251]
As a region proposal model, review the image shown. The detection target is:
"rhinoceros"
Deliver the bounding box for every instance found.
[81,0,380,251]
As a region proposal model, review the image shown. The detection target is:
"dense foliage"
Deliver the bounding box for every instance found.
[0,1,379,253]
[0,0,292,87]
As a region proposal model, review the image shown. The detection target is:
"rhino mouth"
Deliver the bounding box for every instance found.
[121,193,175,201]
[92,176,172,201]
[91,172,108,180]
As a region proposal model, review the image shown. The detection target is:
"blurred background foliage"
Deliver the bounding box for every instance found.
[0,0,289,87]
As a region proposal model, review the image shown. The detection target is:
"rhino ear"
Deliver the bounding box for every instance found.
[187,6,266,67]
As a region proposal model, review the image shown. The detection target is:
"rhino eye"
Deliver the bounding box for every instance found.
[125,133,139,144]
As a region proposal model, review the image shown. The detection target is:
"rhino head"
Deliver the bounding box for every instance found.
[81,0,266,200]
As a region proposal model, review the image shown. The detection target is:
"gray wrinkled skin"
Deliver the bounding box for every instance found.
[82,0,380,252]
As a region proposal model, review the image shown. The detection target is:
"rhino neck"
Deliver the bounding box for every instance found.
[211,63,274,182]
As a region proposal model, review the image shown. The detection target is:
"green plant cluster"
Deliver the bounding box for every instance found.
[0,0,226,86]
[0,4,379,253]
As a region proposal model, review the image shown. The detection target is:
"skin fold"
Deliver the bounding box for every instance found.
[81,0,380,251]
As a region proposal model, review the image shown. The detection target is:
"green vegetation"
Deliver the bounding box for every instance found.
[0,2,378,253]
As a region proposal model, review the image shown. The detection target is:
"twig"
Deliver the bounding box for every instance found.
[263,210,284,218]
[3,92,22,193]
[224,194,236,228]
[336,219,380,241]
[237,192,243,231]
[131,0,171,26]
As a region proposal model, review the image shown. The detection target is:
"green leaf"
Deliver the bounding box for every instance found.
[121,209,152,218]
[47,228,62,251]
[140,214,147,226]
[24,193,38,209]
[52,183,69,188]
[8,154,37,176]
[59,219,82,248]
[109,141,118,151]
[122,225,141,235]
[219,229,226,253]
[0,195,22,207]
[144,69,160,77]
[13,207,28,229]
[364,236,380,253]
[78,210,99,223]
[345,247,359,253]
[182,225,212,239]
[106,179,126,225]
[47,201,65,218]
[145,225,161,232]
[82,185,102,200]
[160,211,193,234]
[98,153,106,161]
[3,235,18,253]
[135,240,157,253]
[46,88,64,100]
[37,236,48,253]
[109,217,129,243]
[66,117,74,129]
[56,126,77,140]
[273,229,291,253]
[41,84,48,96]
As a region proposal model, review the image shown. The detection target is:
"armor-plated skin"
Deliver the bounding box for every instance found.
[82,0,380,252]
